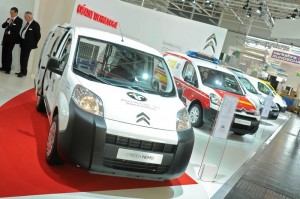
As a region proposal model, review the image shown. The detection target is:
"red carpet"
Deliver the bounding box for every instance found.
[0,89,197,197]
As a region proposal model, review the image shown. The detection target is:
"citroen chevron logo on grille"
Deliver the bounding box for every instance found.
[136,112,150,125]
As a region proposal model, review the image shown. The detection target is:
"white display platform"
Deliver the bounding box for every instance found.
[0,72,292,199]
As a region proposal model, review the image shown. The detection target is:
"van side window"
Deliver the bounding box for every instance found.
[182,62,198,87]
[258,82,270,95]
[57,36,72,70]
[49,29,69,58]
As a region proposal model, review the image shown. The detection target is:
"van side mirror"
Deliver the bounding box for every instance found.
[177,87,185,103]
[47,57,63,75]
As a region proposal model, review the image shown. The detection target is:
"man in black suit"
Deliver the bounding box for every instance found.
[16,11,41,77]
[0,7,23,74]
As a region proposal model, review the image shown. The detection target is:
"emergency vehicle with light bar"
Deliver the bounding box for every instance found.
[164,51,261,135]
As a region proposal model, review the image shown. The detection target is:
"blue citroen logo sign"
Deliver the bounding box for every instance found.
[127,92,147,101]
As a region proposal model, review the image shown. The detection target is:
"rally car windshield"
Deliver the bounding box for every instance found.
[73,36,176,97]
[199,66,243,95]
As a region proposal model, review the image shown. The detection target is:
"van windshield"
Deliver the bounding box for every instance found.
[199,66,243,95]
[238,77,258,94]
[73,36,175,97]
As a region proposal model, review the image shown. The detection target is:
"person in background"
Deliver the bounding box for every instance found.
[0,7,23,74]
[16,11,41,78]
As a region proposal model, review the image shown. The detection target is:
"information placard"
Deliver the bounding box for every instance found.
[261,94,274,118]
[212,95,238,139]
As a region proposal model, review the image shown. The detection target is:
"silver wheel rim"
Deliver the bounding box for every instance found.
[46,121,56,157]
[189,106,199,123]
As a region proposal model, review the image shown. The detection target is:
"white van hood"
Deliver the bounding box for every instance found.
[76,79,183,131]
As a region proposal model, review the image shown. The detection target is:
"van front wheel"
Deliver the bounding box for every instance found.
[46,115,63,165]
[189,104,204,127]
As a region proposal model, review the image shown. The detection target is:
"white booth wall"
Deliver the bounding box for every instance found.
[35,0,75,72]
[0,0,227,75]
[70,0,227,58]
[0,0,37,73]
[0,0,75,75]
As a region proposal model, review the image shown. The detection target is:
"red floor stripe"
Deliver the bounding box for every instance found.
[0,89,197,197]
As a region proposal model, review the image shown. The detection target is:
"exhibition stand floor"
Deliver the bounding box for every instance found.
[225,114,300,199]
[0,72,292,199]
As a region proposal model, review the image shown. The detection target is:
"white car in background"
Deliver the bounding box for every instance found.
[242,75,287,113]
[231,71,280,119]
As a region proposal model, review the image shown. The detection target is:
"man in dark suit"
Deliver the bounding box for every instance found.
[16,11,41,77]
[0,7,23,74]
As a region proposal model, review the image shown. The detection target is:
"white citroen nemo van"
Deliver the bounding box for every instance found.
[34,25,194,181]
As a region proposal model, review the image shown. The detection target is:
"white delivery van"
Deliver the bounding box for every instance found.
[34,25,194,181]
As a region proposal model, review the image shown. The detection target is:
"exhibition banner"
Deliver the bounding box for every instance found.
[271,50,300,65]
[268,48,300,68]
[71,0,227,57]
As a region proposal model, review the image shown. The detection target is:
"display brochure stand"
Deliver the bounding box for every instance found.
[255,93,274,139]
[198,95,238,182]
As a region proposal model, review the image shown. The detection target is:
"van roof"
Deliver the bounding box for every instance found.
[244,75,264,85]
[166,51,232,74]
[71,26,163,58]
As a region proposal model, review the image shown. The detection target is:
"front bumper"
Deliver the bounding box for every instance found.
[280,106,287,113]
[203,108,260,135]
[267,109,279,119]
[57,100,194,180]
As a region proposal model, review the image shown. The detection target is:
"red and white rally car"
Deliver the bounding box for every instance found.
[164,51,261,136]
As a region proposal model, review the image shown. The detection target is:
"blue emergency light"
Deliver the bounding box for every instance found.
[186,50,219,64]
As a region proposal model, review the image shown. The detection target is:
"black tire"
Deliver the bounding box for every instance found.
[233,132,247,136]
[36,92,46,112]
[188,103,204,127]
[276,104,285,113]
[46,115,63,165]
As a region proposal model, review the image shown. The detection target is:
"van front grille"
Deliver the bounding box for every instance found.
[105,134,176,154]
[103,158,169,174]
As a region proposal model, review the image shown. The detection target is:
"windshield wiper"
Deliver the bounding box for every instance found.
[73,68,111,85]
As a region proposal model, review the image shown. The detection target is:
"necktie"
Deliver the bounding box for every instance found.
[4,19,14,35]
[21,22,29,38]
[23,22,29,31]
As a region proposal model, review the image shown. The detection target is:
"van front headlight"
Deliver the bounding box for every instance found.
[72,85,104,116]
[210,93,222,106]
[254,109,260,116]
[176,108,191,131]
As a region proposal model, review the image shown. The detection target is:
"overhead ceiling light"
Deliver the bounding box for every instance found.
[256,6,262,14]
[246,8,251,17]
[205,0,210,3]
[242,54,264,62]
